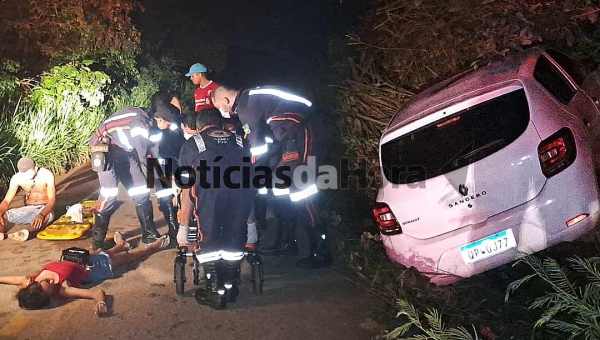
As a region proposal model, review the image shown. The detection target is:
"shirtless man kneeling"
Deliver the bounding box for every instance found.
[0,157,56,241]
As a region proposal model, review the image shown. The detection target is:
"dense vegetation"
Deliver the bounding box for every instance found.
[0,0,191,190]
[333,0,600,198]
[332,1,600,339]
[3,0,600,338]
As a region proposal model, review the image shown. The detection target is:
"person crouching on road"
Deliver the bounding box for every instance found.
[148,102,185,240]
[88,107,168,250]
[178,108,256,303]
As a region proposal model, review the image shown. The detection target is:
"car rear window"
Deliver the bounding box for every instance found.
[381,89,530,185]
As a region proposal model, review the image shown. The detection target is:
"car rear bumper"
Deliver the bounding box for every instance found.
[434,210,598,285]
[383,196,600,286]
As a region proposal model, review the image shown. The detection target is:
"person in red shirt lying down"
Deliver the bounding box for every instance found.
[0,232,170,316]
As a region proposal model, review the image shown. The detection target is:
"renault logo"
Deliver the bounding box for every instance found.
[458,184,468,196]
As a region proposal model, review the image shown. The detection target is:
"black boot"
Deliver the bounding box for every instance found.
[296,227,332,269]
[135,200,162,244]
[92,211,111,251]
[222,260,241,302]
[159,197,179,240]
[260,222,298,256]
[195,260,227,309]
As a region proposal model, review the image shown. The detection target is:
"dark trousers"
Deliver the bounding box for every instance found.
[96,147,151,214]
[271,125,323,249]
[192,185,254,259]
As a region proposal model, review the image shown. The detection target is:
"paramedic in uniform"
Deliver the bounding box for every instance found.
[211,85,332,269]
[177,110,259,251]
[148,103,185,240]
[88,107,167,250]
[178,109,255,300]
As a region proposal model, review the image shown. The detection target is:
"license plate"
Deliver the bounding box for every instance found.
[460,229,517,264]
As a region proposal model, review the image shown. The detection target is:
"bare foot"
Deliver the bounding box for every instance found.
[113,231,131,250]
[147,235,170,251]
[0,232,4,241]
[8,229,29,242]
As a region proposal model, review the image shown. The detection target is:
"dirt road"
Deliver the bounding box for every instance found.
[0,164,381,340]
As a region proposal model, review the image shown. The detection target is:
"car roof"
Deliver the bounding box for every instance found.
[385,47,543,133]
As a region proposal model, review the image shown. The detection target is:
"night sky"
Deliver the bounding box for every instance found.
[134,0,363,92]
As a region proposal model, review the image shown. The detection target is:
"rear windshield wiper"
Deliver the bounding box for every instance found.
[453,138,504,165]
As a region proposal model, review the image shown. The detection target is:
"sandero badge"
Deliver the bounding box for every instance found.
[448,190,487,208]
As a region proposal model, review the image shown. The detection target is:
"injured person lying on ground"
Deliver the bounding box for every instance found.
[0,232,169,316]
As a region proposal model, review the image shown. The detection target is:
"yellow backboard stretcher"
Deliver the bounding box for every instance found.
[37,200,97,240]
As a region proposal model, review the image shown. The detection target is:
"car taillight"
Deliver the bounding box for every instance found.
[566,213,589,227]
[538,127,577,178]
[372,202,402,235]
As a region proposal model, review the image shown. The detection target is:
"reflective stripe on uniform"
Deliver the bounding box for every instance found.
[127,185,150,197]
[195,250,245,263]
[103,112,138,124]
[117,128,133,150]
[248,88,312,107]
[273,187,290,196]
[99,187,119,198]
[195,251,222,264]
[221,251,245,261]
[156,188,175,198]
[130,127,149,139]
[149,132,162,142]
[250,143,268,156]
[290,184,318,202]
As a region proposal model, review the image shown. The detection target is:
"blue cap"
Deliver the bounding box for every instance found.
[185,63,208,76]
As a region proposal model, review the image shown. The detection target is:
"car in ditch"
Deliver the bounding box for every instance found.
[374,47,600,285]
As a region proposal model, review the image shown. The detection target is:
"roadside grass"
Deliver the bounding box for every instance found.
[11,97,106,175]
[0,117,18,194]
[327,190,600,340]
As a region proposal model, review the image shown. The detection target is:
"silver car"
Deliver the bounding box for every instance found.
[375,47,600,285]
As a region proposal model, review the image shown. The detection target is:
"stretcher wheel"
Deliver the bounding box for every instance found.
[251,264,264,294]
[174,259,185,295]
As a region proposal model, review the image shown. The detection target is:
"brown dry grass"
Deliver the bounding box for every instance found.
[333,0,600,199]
